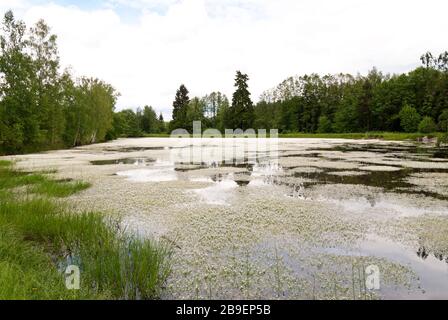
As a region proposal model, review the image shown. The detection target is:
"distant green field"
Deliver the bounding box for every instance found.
[142,133,171,138]
[142,132,442,141]
[278,132,441,141]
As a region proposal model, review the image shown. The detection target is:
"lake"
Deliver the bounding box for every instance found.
[6,137,448,299]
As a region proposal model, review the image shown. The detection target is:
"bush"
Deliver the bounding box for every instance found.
[439,109,448,132]
[437,133,448,147]
[317,116,333,133]
[399,104,421,133]
[418,116,437,133]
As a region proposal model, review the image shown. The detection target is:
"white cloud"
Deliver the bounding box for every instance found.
[2,0,448,119]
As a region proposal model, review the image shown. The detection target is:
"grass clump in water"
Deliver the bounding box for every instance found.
[29,180,91,197]
[0,161,87,196]
[0,160,11,167]
[0,161,171,299]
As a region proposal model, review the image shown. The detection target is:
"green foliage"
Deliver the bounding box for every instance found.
[185,97,205,132]
[333,104,358,133]
[107,107,167,139]
[0,160,10,167]
[63,77,117,147]
[228,71,254,130]
[112,109,142,137]
[0,162,171,299]
[170,84,190,131]
[0,11,117,155]
[317,116,333,133]
[30,180,91,198]
[438,109,448,132]
[254,101,280,131]
[437,133,448,146]
[203,92,229,130]
[418,116,437,133]
[255,52,448,134]
[278,132,432,141]
[140,106,160,134]
[0,11,38,153]
[167,89,229,134]
[0,226,80,300]
[158,113,166,133]
[399,104,421,133]
[29,19,65,146]
[161,55,447,135]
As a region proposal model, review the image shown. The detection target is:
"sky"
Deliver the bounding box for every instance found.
[1,0,448,119]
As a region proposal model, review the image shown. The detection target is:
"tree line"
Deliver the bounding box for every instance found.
[256,52,448,134]
[166,55,448,136]
[108,106,165,138]
[0,11,124,154]
[169,71,254,133]
[0,11,169,155]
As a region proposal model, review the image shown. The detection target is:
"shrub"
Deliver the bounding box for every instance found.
[418,116,437,133]
[439,109,448,132]
[399,104,421,133]
[437,133,448,147]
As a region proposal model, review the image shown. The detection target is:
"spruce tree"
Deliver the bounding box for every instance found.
[171,84,190,130]
[230,71,254,130]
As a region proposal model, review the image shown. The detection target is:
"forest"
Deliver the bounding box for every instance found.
[168,54,448,136]
[1,11,448,155]
[256,53,448,134]
[0,11,120,154]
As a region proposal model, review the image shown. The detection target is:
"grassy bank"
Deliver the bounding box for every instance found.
[278,132,441,141]
[0,161,171,299]
[142,131,442,141]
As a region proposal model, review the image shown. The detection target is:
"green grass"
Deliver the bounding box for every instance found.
[0,163,52,190]
[0,161,171,300]
[142,133,170,138]
[142,131,443,141]
[0,160,11,167]
[437,133,448,147]
[0,227,79,299]
[29,180,91,198]
[278,132,442,141]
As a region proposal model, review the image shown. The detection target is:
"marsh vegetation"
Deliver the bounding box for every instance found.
[0,160,171,299]
[3,138,448,299]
